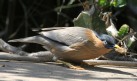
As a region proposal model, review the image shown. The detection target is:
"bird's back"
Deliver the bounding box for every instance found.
[39,27,92,46]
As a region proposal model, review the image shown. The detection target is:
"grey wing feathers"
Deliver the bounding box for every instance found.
[9,27,91,46]
[41,27,66,31]
[32,27,67,32]
[39,27,89,45]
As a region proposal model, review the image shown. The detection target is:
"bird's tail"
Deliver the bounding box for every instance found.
[8,35,49,45]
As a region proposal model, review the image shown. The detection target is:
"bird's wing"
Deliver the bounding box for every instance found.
[9,27,97,46]
[32,27,67,32]
[39,27,92,45]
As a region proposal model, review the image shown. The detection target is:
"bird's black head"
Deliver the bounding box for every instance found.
[99,34,116,49]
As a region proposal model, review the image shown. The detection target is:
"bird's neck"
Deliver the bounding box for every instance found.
[85,29,104,47]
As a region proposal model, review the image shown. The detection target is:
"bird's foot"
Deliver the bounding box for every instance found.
[69,65,85,70]
[80,62,95,68]
[56,60,85,70]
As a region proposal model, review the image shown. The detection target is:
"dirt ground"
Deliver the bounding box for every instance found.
[0,60,136,81]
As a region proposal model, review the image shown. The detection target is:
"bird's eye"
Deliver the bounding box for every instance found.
[103,40,107,45]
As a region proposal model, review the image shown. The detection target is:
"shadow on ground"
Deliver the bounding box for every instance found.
[0,61,137,81]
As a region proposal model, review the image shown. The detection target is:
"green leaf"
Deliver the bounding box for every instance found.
[73,11,92,29]
[98,0,109,7]
[97,0,126,8]
[127,36,136,48]
[73,10,106,33]
[110,0,126,7]
[118,24,129,38]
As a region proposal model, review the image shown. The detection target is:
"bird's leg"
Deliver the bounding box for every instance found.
[55,59,85,70]
[51,56,82,70]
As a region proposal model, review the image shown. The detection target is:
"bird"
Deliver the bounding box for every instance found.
[9,27,119,63]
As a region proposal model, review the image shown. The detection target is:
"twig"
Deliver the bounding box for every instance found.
[117,32,136,45]
[5,0,16,40]
[0,52,53,62]
[0,38,55,61]
[0,39,27,56]
[54,3,82,11]
[83,59,137,67]
[127,52,137,56]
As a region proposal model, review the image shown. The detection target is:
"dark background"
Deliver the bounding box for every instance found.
[0,0,84,52]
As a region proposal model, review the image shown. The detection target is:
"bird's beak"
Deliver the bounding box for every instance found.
[114,44,120,48]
